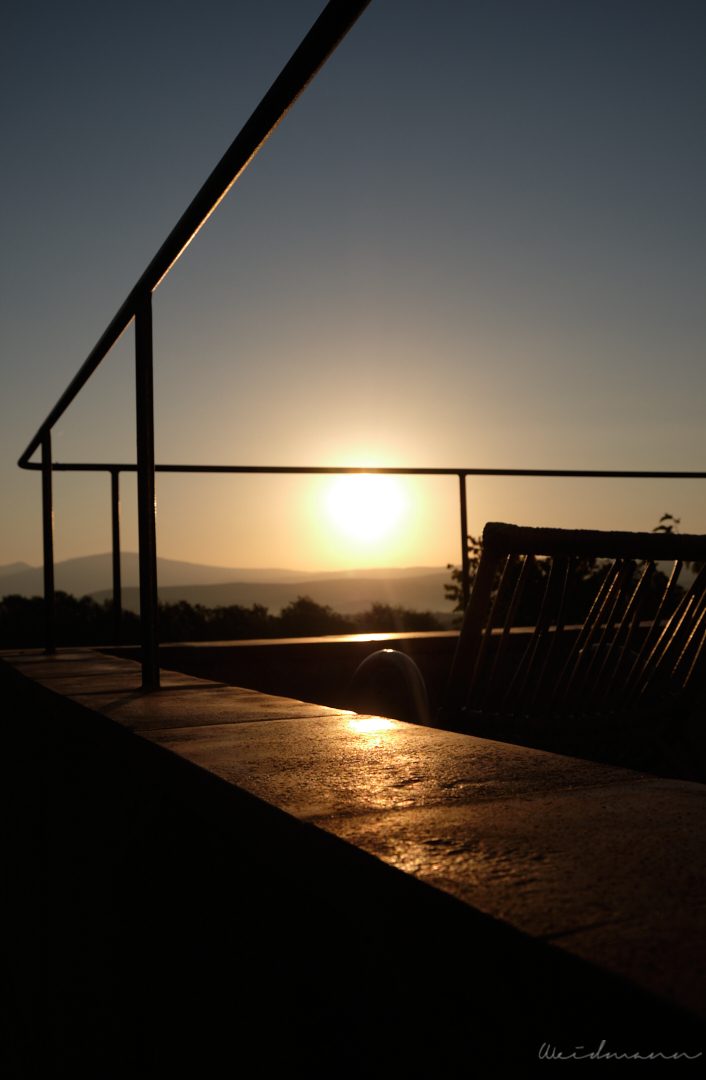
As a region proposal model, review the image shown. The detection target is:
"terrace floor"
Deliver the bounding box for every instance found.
[4,645,705,1067]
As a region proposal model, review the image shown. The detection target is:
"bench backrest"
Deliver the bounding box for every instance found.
[441,523,706,731]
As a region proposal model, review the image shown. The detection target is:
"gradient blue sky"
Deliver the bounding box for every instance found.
[2,0,705,572]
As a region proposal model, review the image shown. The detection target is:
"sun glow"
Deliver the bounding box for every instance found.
[326,474,405,540]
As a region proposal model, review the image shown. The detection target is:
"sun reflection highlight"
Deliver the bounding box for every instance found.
[348,716,397,733]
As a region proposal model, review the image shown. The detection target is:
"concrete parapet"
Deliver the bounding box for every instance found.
[3,647,705,1069]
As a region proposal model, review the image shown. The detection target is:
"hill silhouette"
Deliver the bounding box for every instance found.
[0,553,454,616]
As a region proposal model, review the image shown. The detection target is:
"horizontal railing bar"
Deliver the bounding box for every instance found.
[17,0,372,471]
[19,462,706,478]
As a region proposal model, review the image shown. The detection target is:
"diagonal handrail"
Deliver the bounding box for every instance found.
[16,1,373,685]
[17,0,371,471]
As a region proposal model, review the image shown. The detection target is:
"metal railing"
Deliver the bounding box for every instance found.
[16,0,706,689]
[17,0,374,688]
[21,458,706,674]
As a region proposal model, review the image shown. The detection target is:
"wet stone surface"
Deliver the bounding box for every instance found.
[143,714,650,816]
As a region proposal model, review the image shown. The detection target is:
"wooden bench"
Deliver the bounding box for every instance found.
[438,522,706,778]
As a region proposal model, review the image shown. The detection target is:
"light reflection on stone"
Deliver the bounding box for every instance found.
[348,716,397,734]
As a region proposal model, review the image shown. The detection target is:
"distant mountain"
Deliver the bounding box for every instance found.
[91,571,455,616]
[0,562,33,578]
[0,553,312,596]
[1,552,454,614]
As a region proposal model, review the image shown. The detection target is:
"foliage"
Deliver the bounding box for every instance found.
[276,596,354,638]
[0,592,141,649]
[650,512,703,574]
[158,600,272,642]
[0,591,441,648]
[653,512,680,535]
[353,602,442,633]
[444,535,482,613]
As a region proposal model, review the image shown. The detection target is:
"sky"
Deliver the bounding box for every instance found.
[2,0,705,574]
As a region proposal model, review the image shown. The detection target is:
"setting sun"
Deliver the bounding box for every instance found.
[326,474,405,541]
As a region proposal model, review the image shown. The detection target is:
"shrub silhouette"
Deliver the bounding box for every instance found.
[0,592,440,648]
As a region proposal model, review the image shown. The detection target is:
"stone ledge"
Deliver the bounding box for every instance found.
[4,646,705,1029]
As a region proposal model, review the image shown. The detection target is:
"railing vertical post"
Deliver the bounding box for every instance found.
[110,468,122,644]
[41,432,56,654]
[459,472,471,611]
[135,291,159,689]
